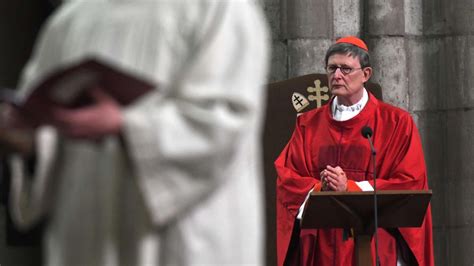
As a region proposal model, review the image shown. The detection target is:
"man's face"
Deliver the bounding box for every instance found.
[326,53,372,106]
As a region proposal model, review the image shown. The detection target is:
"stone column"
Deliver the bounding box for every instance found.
[366,0,411,109]
[422,0,474,264]
[263,0,287,83]
[282,0,362,78]
[366,0,448,263]
[367,0,474,264]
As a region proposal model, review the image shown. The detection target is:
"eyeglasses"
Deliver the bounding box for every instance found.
[326,65,363,75]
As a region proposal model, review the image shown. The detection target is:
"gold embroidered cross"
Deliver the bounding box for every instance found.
[307,79,329,108]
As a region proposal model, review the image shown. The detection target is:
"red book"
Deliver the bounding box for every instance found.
[1,57,155,112]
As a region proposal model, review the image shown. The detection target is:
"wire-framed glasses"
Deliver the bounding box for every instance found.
[326,65,363,75]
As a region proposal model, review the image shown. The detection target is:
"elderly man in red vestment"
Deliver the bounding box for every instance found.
[275,36,434,266]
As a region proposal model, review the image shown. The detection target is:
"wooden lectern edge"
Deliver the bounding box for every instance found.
[309,190,432,196]
[302,189,432,233]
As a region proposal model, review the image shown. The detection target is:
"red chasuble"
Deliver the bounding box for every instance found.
[275,93,434,266]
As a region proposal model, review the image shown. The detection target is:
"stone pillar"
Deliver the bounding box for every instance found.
[422,0,474,264]
[263,0,287,83]
[282,0,362,78]
[366,0,447,263]
[366,0,410,109]
[366,0,474,264]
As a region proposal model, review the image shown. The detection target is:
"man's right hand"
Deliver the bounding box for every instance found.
[320,165,348,192]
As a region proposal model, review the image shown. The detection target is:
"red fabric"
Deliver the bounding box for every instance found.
[275,93,434,266]
[336,36,369,51]
[347,180,363,192]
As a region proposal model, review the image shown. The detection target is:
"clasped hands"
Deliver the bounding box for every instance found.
[320,165,348,192]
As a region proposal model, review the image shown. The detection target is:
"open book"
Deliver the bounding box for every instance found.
[1,58,155,112]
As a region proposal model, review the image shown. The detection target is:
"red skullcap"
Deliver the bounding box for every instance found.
[336,36,369,52]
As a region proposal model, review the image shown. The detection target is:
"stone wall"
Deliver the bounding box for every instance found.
[263,0,474,265]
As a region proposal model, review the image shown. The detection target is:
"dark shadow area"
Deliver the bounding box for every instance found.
[0,1,56,265]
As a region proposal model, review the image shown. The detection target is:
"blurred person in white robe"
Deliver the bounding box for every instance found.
[0,0,269,265]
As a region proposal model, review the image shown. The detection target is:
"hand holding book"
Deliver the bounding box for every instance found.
[0,103,35,156]
[0,58,153,141]
[43,87,123,139]
[1,57,154,112]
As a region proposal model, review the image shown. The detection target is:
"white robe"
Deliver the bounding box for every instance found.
[9,1,269,265]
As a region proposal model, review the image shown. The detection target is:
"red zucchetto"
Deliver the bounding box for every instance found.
[336,36,369,52]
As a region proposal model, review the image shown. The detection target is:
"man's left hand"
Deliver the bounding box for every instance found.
[321,165,347,191]
[41,87,123,140]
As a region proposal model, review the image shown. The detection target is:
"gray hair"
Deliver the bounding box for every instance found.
[324,43,370,68]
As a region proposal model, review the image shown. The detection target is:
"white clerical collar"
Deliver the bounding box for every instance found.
[332,88,368,121]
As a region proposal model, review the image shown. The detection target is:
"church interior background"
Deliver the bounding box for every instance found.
[1,0,473,265]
